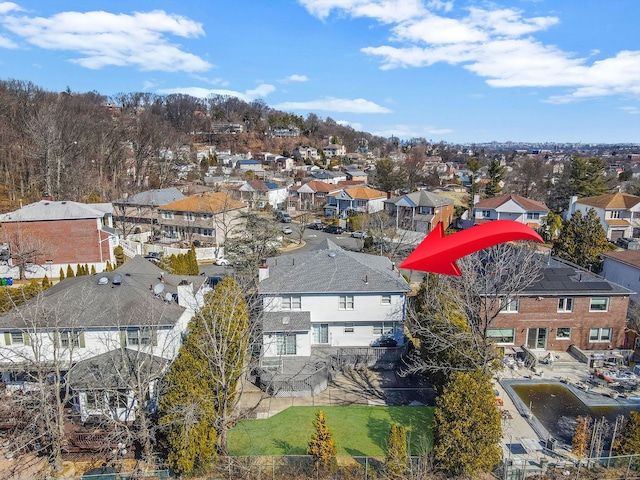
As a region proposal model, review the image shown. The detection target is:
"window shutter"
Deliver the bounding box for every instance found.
[23,332,30,346]
[3,333,10,346]
[79,332,86,348]
[120,330,127,347]
[152,329,158,347]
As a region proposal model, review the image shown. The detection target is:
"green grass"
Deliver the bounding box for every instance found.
[228,406,433,457]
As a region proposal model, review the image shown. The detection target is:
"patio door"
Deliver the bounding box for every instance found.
[527,328,548,349]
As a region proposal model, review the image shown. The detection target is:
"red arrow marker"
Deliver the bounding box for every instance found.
[398,220,544,276]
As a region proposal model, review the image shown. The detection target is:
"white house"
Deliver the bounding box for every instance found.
[239,180,288,210]
[569,193,640,241]
[257,239,411,359]
[602,250,640,302]
[0,256,213,421]
[472,193,549,228]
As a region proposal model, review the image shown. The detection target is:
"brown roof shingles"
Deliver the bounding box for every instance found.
[578,192,640,209]
[159,192,246,214]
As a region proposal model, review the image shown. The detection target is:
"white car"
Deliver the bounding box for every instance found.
[215,257,230,266]
[282,226,293,235]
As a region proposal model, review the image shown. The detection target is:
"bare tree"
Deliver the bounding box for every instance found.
[405,243,543,381]
[2,223,50,280]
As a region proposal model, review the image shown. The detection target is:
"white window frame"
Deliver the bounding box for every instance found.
[556,327,571,340]
[373,322,394,336]
[486,328,515,345]
[589,297,609,312]
[127,329,154,346]
[281,295,302,310]
[381,294,392,305]
[526,212,540,220]
[557,297,573,313]
[589,327,612,342]
[276,333,296,355]
[500,297,519,313]
[482,210,491,218]
[60,330,81,348]
[161,211,174,220]
[339,295,354,310]
[312,324,329,344]
[10,331,24,345]
[183,212,195,222]
[610,210,621,219]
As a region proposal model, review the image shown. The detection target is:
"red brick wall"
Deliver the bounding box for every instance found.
[3,219,109,265]
[490,295,629,350]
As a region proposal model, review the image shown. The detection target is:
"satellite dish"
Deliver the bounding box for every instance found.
[165,292,173,303]
[153,283,165,295]
[98,277,108,285]
[112,273,123,285]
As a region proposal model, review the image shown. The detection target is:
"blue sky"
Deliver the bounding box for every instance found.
[0,0,639,144]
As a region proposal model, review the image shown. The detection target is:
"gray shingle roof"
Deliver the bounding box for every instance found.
[0,200,112,222]
[67,348,167,389]
[263,311,311,332]
[0,256,203,329]
[385,190,453,208]
[114,188,186,207]
[258,239,411,294]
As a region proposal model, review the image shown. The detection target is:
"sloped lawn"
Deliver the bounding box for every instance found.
[228,406,433,457]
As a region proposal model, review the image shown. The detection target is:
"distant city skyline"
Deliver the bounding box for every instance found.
[0,0,638,144]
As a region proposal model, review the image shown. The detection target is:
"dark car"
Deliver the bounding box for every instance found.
[308,222,324,230]
[376,337,398,347]
[323,225,344,234]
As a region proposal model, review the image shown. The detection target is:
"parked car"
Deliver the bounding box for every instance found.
[308,222,324,230]
[376,337,398,347]
[350,230,367,239]
[215,257,230,266]
[282,226,293,235]
[274,210,292,223]
[323,225,344,234]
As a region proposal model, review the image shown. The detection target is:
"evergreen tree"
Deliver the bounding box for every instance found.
[66,265,75,278]
[90,265,96,275]
[59,268,65,281]
[76,264,83,276]
[307,410,337,470]
[539,210,563,242]
[160,277,250,465]
[617,411,640,456]
[572,416,592,457]
[484,158,505,198]
[433,370,502,477]
[114,245,125,266]
[385,424,408,479]
[84,263,89,275]
[552,156,612,211]
[552,208,613,272]
[467,158,482,213]
[41,275,51,289]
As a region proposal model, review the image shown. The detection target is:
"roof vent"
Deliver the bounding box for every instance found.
[112,273,123,285]
[282,316,290,325]
[328,252,336,258]
[98,277,108,285]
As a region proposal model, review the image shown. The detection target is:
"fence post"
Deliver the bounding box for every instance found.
[272,455,275,480]
[365,456,368,480]
[626,455,632,480]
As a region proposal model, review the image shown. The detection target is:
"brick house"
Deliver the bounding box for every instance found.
[0,200,116,277]
[488,257,632,352]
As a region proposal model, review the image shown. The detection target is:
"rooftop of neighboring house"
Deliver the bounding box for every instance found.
[474,194,549,212]
[327,186,387,200]
[68,348,167,389]
[310,170,342,180]
[158,192,246,214]
[385,190,454,208]
[603,250,640,269]
[0,200,113,223]
[240,180,284,192]
[291,181,340,193]
[577,192,640,209]
[522,256,632,297]
[113,188,186,207]
[258,239,411,295]
[0,256,205,329]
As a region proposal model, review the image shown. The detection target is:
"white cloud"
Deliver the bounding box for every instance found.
[620,106,639,115]
[371,124,452,138]
[298,0,426,23]
[336,120,363,130]
[157,84,276,102]
[304,1,640,103]
[283,74,309,82]
[274,97,392,113]
[0,9,211,72]
[0,34,16,47]
[0,2,22,14]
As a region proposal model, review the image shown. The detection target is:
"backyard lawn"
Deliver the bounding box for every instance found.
[228,406,433,457]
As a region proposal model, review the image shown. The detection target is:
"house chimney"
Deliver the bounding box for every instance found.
[258,259,269,282]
